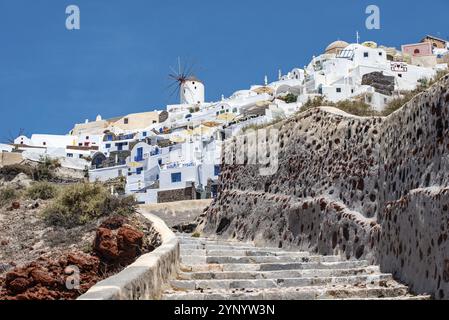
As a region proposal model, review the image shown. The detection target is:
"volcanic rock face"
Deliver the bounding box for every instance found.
[199,75,449,299]
[362,71,395,96]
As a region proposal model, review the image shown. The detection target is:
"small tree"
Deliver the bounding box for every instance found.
[32,157,61,181]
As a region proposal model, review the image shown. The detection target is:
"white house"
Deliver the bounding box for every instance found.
[0,143,14,153]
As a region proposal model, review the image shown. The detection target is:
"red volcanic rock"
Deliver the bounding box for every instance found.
[29,267,59,287]
[100,216,128,230]
[10,202,20,210]
[7,277,32,294]
[0,251,103,300]
[67,252,99,272]
[1,223,148,300]
[117,226,144,263]
[93,224,144,266]
[94,227,119,261]
[118,226,144,248]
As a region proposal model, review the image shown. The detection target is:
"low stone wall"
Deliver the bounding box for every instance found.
[158,186,196,203]
[142,199,212,228]
[0,152,23,167]
[78,211,180,300]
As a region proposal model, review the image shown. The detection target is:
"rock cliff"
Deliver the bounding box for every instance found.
[198,74,449,299]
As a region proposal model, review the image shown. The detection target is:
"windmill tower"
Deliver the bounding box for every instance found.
[168,57,205,105]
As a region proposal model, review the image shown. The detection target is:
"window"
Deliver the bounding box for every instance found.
[143,132,147,137]
[135,147,143,161]
[363,52,369,58]
[136,167,143,175]
[232,108,237,113]
[105,144,111,148]
[124,118,129,124]
[79,155,83,159]
[414,49,420,55]
[379,52,383,56]
[118,170,123,176]
[351,89,354,94]
[171,172,182,183]
[158,159,162,165]
[336,88,342,93]
[398,74,403,78]
[214,165,221,176]
[216,112,219,116]
[86,136,89,140]
[43,142,47,146]
[67,153,73,158]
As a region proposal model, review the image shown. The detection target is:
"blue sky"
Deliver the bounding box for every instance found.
[0,0,448,142]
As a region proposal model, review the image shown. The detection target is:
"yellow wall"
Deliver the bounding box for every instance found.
[111,112,160,131]
[0,152,23,167]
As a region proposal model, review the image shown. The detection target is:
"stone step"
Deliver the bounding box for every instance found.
[162,285,410,300]
[181,249,310,258]
[179,239,255,247]
[178,266,381,280]
[170,274,394,291]
[335,296,431,300]
[181,255,341,265]
[180,244,283,251]
[181,260,371,272]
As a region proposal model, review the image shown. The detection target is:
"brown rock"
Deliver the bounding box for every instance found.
[100,216,128,230]
[117,226,144,248]
[10,202,20,210]
[29,268,58,287]
[5,269,30,284]
[94,228,119,261]
[67,252,99,272]
[7,277,32,294]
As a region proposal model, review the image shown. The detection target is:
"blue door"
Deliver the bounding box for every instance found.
[136,147,143,161]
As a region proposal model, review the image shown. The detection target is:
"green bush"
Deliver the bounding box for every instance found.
[32,157,61,181]
[0,164,33,182]
[26,182,58,200]
[0,187,20,207]
[333,100,378,117]
[383,70,448,116]
[279,93,298,104]
[300,96,326,112]
[42,182,137,228]
[300,96,379,117]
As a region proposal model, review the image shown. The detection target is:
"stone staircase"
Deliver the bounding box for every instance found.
[161,235,430,300]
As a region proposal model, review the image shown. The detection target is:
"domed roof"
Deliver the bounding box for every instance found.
[325,40,349,54]
[185,76,203,83]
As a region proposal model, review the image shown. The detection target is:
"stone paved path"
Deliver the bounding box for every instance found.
[162,235,430,300]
